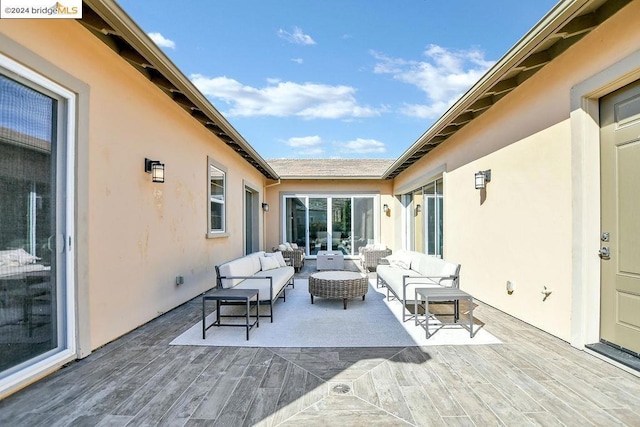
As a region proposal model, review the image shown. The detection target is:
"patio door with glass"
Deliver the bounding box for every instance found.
[0,58,75,391]
[284,195,376,257]
[409,179,443,256]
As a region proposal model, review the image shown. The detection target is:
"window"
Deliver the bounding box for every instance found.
[409,178,443,256]
[207,157,226,236]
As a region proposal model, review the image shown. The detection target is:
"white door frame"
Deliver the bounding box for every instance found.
[570,48,640,350]
[0,53,77,397]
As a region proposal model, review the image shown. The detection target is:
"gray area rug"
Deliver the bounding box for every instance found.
[171,271,501,348]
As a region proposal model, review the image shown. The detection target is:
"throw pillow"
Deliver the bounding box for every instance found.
[265,252,287,267]
[278,244,288,251]
[259,256,280,271]
[387,253,411,269]
[290,242,299,249]
[284,242,294,251]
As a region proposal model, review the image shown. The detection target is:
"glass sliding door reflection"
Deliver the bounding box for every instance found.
[353,198,373,254]
[331,198,351,255]
[0,74,57,376]
[426,180,443,257]
[412,189,424,253]
[285,197,307,253]
[308,198,327,255]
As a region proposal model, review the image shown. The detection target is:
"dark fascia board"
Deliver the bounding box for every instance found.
[382,0,604,179]
[82,0,280,180]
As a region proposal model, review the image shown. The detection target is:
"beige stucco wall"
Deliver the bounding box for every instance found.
[0,20,268,349]
[392,0,640,341]
[264,179,394,253]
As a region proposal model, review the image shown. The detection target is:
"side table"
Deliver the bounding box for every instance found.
[202,288,259,340]
[414,287,474,338]
[316,250,344,270]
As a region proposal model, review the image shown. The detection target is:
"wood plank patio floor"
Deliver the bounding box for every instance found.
[1,270,640,426]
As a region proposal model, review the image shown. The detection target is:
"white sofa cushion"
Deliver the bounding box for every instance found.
[218,254,262,288]
[235,266,294,301]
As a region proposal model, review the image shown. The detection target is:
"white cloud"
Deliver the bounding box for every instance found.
[372,44,494,119]
[190,74,381,119]
[148,32,176,49]
[338,138,386,154]
[291,58,304,65]
[285,136,324,155]
[286,135,321,147]
[278,27,316,45]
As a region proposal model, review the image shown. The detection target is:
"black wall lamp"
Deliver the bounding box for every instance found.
[145,158,165,183]
[474,169,491,190]
[415,204,422,215]
[262,203,270,212]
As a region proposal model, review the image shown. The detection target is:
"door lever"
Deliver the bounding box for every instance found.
[599,247,610,260]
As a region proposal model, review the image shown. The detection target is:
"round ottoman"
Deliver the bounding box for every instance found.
[309,271,369,309]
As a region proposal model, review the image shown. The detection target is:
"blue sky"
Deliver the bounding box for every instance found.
[117,0,558,160]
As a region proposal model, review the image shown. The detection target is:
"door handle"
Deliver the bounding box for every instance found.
[599,247,611,260]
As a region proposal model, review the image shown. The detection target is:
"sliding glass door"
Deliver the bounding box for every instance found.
[331,198,351,253]
[408,178,443,257]
[1,58,74,390]
[283,194,376,257]
[285,197,307,250]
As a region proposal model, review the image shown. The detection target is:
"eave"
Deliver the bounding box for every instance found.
[383,0,632,179]
[80,0,280,180]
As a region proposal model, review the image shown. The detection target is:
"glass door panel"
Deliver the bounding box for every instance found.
[285,197,307,253]
[412,189,424,253]
[331,198,351,255]
[0,74,57,377]
[424,180,443,256]
[308,198,327,254]
[353,197,374,253]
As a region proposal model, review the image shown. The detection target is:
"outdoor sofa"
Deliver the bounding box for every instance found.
[376,250,460,322]
[215,251,294,322]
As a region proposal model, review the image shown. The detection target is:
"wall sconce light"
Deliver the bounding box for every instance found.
[145,158,165,183]
[474,169,491,190]
[415,204,422,214]
[262,202,270,212]
[383,203,389,213]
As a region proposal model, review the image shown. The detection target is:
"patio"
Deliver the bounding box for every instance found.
[1,264,639,426]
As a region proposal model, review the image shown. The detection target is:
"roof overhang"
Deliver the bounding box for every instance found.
[80,0,280,180]
[383,0,632,179]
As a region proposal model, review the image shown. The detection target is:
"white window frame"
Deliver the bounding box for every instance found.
[207,156,227,238]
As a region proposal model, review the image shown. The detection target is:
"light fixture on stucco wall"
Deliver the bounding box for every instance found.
[144,158,165,183]
[474,169,491,190]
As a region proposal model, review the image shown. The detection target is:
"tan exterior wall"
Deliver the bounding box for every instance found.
[0,20,268,349]
[264,179,394,252]
[392,1,640,341]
